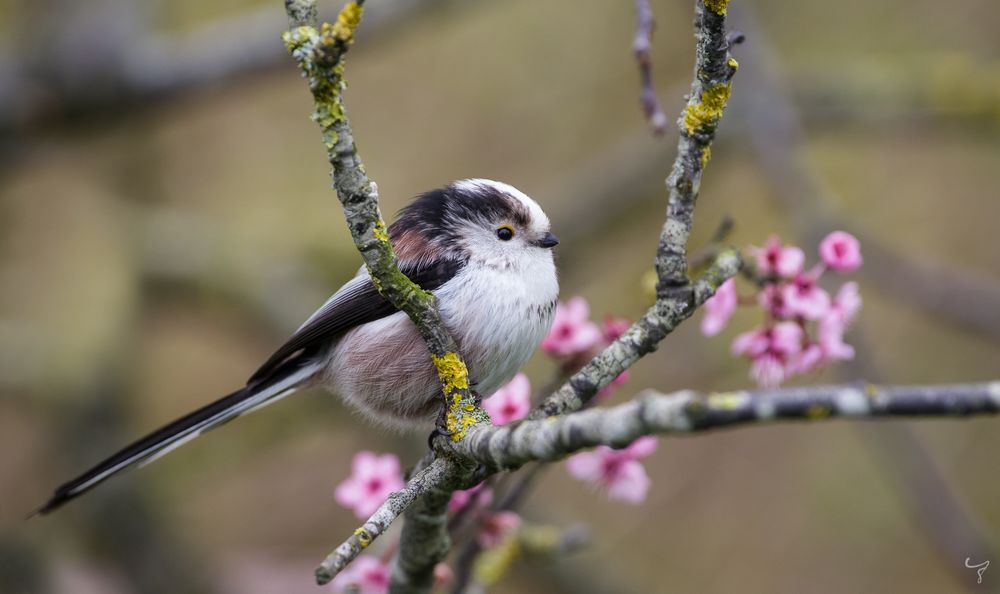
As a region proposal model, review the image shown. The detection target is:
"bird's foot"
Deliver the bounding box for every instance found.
[426,391,481,449]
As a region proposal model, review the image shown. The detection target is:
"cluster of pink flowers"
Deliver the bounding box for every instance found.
[701,231,863,387]
[541,297,631,400]
[540,298,656,502]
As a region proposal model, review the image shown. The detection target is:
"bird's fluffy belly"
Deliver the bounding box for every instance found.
[324,287,554,429]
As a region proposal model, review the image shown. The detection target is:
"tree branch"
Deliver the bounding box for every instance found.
[315,457,451,584]
[456,382,1000,471]
[533,0,740,420]
[281,2,485,588]
[533,249,741,419]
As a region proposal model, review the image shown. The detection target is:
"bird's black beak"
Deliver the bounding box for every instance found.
[535,231,559,248]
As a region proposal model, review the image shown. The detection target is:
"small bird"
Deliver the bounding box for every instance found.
[37,179,559,514]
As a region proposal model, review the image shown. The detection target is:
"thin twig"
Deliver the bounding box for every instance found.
[633,0,668,135]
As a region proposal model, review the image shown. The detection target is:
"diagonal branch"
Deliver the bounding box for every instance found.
[282,0,484,439]
[281,2,484,588]
[457,382,1000,471]
[533,0,740,420]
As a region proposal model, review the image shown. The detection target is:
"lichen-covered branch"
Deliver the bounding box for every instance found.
[656,0,737,290]
[632,0,668,135]
[533,0,740,419]
[459,382,1000,471]
[282,1,486,588]
[282,0,484,441]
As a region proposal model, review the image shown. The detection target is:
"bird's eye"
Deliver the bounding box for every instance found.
[496,225,515,241]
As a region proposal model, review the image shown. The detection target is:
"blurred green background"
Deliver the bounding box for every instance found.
[2,0,999,592]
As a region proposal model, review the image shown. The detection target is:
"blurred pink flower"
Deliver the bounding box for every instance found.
[483,373,531,425]
[788,342,825,375]
[331,556,389,594]
[601,317,631,344]
[565,436,658,504]
[448,482,493,513]
[541,297,603,357]
[781,273,831,320]
[757,283,789,319]
[477,511,522,548]
[732,322,804,388]
[754,235,805,278]
[334,452,404,519]
[830,281,862,325]
[701,278,737,336]
[817,310,855,362]
[433,564,454,589]
[819,231,862,272]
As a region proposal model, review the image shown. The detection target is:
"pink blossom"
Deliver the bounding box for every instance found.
[830,281,862,325]
[477,511,522,548]
[334,452,405,519]
[700,278,737,336]
[787,342,825,375]
[433,564,454,589]
[601,317,631,344]
[781,273,831,320]
[566,436,658,504]
[731,327,770,359]
[757,283,790,319]
[817,311,855,362]
[541,297,603,357]
[754,235,805,278]
[819,231,863,272]
[732,322,804,388]
[483,373,531,425]
[448,482,493,513]
[331,556,389,594]
[750,355,787,388]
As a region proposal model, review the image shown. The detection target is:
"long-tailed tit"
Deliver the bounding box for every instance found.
[37,179,559,513]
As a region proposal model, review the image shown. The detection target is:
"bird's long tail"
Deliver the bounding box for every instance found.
[35,362,323,515]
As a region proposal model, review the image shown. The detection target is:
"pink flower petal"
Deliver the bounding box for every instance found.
[819,231,863,273]
[624,436,658,459]
[605,460,652,504]
[331,556,389,594]
[334,452,405,519]
[566,450,605,483]
[701,278,737,336]
[484,373,532,425]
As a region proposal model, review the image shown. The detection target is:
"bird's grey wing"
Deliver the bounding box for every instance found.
[246,258,465,388]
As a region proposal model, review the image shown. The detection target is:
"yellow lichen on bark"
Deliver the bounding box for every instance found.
[703,0,729,16]
[331,1,364,42]
[682,83,732,135]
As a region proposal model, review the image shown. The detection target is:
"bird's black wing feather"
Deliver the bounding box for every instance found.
[35,258,465,516]
[246,258,465,388]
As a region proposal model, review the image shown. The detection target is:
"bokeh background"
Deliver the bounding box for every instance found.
[2,0,999,592]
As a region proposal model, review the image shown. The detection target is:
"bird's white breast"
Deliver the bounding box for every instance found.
[437,252,558,397]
